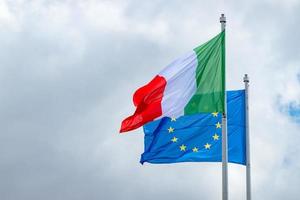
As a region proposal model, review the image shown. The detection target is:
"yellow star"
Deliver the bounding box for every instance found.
[204,143,211,149]
[168,127,174,133]
[171,117,176,122]
[192,147,199,152]
[213,133,219,140]
[179,144,187,151]
[212,112,218,117]
[215,122,221,128]
[171,136,178,143]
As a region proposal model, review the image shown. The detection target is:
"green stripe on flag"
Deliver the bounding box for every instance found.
[184,31,225,114]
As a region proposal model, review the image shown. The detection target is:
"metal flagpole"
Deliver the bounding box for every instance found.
[244,74,251,200]
[220,14,228,200]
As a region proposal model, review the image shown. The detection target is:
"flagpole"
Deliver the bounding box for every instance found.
[244,74,251,200]
[220,14,228,200]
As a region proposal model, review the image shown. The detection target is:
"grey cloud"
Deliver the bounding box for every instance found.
[0,1,300,200]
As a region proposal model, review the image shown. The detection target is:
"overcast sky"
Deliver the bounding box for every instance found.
[0,0,300,200]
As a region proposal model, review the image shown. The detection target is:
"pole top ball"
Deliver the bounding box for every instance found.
[244,74,250,83]
[220,14,226,23]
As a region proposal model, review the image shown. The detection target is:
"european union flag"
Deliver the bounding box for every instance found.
[140,90,246,165]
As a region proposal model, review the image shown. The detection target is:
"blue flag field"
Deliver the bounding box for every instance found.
[140,90,246,165]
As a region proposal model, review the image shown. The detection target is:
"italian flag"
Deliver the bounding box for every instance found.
[120,31,225,133]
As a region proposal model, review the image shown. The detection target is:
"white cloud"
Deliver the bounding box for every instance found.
[277,64,300,104]
[78,1,170,43]
[0,0,299,200]
[0,0,19,30]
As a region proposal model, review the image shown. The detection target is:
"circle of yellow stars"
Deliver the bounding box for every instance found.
[167,112,221,153]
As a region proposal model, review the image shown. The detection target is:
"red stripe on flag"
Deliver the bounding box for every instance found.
[120,75,167,133]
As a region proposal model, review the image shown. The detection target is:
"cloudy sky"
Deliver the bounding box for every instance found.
[0,0,299,199]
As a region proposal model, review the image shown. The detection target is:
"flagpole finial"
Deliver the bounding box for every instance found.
[244,74,249,83]
[220,14,226,22]
[220,14,226,31]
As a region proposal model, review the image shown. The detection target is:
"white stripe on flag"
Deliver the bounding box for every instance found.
[159,51,198,118]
